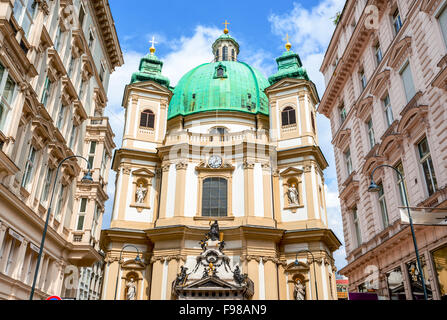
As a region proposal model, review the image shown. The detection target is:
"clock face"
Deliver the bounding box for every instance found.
[208,155,223,168]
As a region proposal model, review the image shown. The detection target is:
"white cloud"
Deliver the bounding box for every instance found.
[161,25,221,86]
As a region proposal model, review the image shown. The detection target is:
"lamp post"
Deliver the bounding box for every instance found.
[294,249,319,300]
[29,156,93,300]
[368,164,428,300]
[114,244,142,300]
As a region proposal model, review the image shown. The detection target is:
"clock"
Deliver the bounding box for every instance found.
[208,155,223,168]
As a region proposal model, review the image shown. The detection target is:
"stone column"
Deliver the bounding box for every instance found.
[0,235,12,272]
[157,165,171,219]
[262,164,273,219]
[174,162,187,217]
[150,259,164,300]
[304,164,316,221]
[117,166,132,221]
[38,255,50,291]
[264,260,278,300]
[243,161,255,217]
[12,239,28,279]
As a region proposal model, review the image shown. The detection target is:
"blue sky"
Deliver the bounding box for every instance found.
[103,0,347,271]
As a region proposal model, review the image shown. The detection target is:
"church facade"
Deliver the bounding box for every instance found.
[100,26,341,300]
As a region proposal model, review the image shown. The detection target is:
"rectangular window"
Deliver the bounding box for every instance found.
[367,118,375,150]
[54,185,65,220]
[432,245,447,299]
[400,62,416,103]
[392,9,403,35]
[339,104,347,124]
[0,64,17,129]
[344,148,353,176]
[69,125,77,149]
[406,258,432,300]
[383,94,394,127]
[418,137,438,196]
[100,150,107,177]
[360,69,367,90]
[56,104,65,130]
[395,162,409,206]
[78,5,86,28]
[21,146,36,188]
[91,203,100,237]
[88,141,97,168]
[375,42,383,65]
[54,27,62,51]
[40,167,54,203]
[353,208,362,247]
[13,0,37,38]
[99,63,105,83]
[5,238,18,275]
[68,55,75,78]
[88,30,94,49]
[378,183,389,229]
[41,76,52,107]
[76,198,88,231]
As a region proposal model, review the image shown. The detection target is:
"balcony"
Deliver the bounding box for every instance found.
[164,129,270,148]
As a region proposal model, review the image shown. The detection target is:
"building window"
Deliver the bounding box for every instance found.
[407,259,433,300]
[54,185,65,220]
[79,5,86,28]
[231,49,235,61]
[88,141,97,169]
[339,104,347,124]
[395,162,408,206]
[21,146,37,188]
[383,94,394,127]
[40,167,54,203]
[0,63,17,130]
[88,30,95,49]
[91,203,100,238]
[353,208,362,248]
[400,62,416,103]
[216,66,224,78]
[222,46,228,61]
[69,124,78,149]
[281,107,296,126]
[99,63,105,83]
[13,0,37,38]
[438,6,447,49]
[359,68,367,90]
[202,177,227,217]
[54,26,62,51]
[215,48,219,61]
[4,237,20,275]
[387,268,406,300]
[374,42,383,65]
[378,182,389,229]
[366,118,375,150]
[418,137,437,196]
[344,148,353,176]
[432,245,447,300]
[56,104,66,130]
[140,109,155,129]
[41,76,52,108]
[392,8,403,35]
[76,198,88,231]
[68,55,75,78]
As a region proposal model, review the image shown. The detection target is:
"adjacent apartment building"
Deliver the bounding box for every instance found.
[319,0,447,300]
[0,0,122,300]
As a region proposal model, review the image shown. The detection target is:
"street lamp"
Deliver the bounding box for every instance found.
[114,244,142,300]
[368,164,428,300]
[29,155,93,300]
[294,249,319,300]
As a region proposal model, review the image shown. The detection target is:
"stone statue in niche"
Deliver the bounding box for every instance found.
[126,278,137,300]
[135,184,147,204]
[293,279,306,301]
[287,183,299,205]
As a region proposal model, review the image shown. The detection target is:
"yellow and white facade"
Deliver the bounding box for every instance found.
[100,29,341,300]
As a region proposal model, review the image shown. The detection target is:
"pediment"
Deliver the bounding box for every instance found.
[121,259,146,270]
[388,37,412,69]
[130,80,172,95]
[356,95,374,121]
[184,277,236,290]
[334,129,351,149]
[370,69,391,96]
[132,168,155,178]
[279,167,304,177]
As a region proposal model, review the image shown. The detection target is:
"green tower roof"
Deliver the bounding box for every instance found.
[268,50,309,85]
[168,60,270,119]
[130,52,170,87]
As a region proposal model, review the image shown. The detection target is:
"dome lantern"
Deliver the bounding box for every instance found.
[212,20,240,62]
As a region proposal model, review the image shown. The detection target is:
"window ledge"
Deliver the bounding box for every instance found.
[193,216,235,221]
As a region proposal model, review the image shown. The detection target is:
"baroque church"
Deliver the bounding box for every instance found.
[100,24,341,300]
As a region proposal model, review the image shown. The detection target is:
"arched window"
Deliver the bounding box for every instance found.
[216,67,225,78]
[222,46,228,61]
[209,127,228,135]
[281,107,297,126]
[231,49,235,61]
[215,48,220,61]
[202,177,227,217]
[140,109,155,129]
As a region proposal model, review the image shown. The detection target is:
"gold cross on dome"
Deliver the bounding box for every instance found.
[223,20,230,34]
[149,36,157,54]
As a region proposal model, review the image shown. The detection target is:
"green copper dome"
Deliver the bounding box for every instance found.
[131,52,170,87]
[168,61,270,119]
[268,50,309,85]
